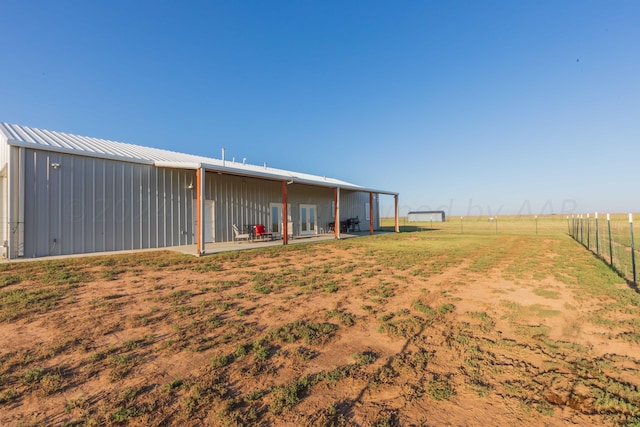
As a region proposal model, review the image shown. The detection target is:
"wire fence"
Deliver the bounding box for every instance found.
[569,213,638,285]
[390,215,569,236]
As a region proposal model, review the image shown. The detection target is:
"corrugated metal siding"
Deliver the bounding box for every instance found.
[0,174,6,257]
[22,148,197,257]
[202,174,338,242]
[0,133,8,173]
[5,146,27,258]
[205,173,280,242]
[0,137,7,256]
[8,138,387,257]
[339,191,380,229]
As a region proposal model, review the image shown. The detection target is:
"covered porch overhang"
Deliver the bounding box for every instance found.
[153,161,400,256]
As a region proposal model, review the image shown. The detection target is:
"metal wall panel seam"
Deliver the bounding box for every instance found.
[159,169,164,247]
[170,169,175,246]
[91,159,96,253]
[229,177,234,242]
[140,167,144,249]
[165,169,175,246]
[130,163,134,250]
[178,171,182,246]
[185,171,189,245]
[126,162,131,250]
[183,171,187,245]
[225,177,230,242]
[117,162,122,250]
[156,168,161,247]
[108,163,113,251]
[108,164,118,251]
[19,148,25,257]
[40,152,47,257]
[67,156,75,255]
[80,157,86,253]
[101,161,106,252]
[167,169,171,246]
[45,153,50,256]
[58,155,63,255]
[130,163,135,249]
[163,169,168,246]
[144,167,147,248]
[151,168,155,248]
[6,148,13,259]
[179,170,184,245]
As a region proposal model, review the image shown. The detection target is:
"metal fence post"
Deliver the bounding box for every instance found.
[630,213,636,284]
[580,214,584,244]
[595,212,599,256]
[587,213,590,250]
[570,215,573,237]
[460,217,463,234]
[607,213,613,267]
[535,215,538,235]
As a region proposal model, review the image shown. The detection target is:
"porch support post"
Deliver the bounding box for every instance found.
[334,187,340,239]
[282,181,289,245]
[196,167,205,255]
[394,194,400,233]
[369,192,374,235]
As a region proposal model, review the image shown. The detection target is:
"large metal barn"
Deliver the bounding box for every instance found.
[0,123,399,259]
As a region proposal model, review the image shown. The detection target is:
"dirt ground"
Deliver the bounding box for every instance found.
[1,233,639,426]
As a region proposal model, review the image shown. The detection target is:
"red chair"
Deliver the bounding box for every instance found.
[255,224,273,240]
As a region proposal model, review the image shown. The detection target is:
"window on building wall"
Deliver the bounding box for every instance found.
[331,201,335,218]
[365,202,370,221]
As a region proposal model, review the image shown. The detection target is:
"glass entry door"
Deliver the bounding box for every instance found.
[299,204,316,235]
[270,204,282,234]
[270,203,293,238]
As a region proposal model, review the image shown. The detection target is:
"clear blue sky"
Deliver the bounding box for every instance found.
[2,1,639,217]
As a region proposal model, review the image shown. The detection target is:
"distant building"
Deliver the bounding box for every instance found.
[407,210,446,222]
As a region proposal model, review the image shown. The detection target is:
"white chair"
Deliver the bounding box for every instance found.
[232,224,250,242]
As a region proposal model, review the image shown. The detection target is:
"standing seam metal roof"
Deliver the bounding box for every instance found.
[0,123,398,195]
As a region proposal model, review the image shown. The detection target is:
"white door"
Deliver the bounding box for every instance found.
[300,204,317,235]
[193,200,215,243]
[270,203,281,235]
[270,203,292,237]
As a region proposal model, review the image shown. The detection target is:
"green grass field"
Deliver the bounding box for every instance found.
[384,214,640,285]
